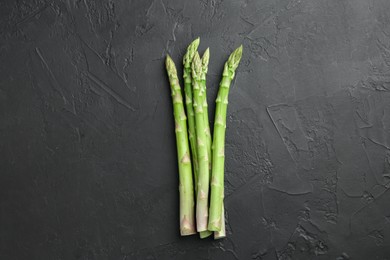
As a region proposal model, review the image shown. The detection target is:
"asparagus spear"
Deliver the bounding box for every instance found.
[199,48,213,239]
[201,48,212,173]
[183,38,200,192]
[192,52,210,232]
[214,195,226,239]
[208,46,243,231]
[165,55,196,236]
[184,40,212,238]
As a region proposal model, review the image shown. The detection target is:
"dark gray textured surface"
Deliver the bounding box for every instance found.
[1,0,390,259]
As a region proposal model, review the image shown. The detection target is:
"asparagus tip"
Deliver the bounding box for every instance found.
[201,48,210,68]
[192,51,202,80]
[227,45,243,70]
[193,37,200,48]
[166,55,177,76]
[183,37,201,66]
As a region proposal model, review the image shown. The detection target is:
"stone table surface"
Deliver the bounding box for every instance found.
[1,0,390,259]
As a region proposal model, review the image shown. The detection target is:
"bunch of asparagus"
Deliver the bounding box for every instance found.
[165,38,242,239]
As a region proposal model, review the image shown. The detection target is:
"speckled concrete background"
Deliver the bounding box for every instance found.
[1,0,390,259]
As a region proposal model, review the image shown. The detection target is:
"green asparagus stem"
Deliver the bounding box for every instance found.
[183,38,200,192]
[214,194,226,239]
[208,46,243,231]
[192,52,210,232]
[165,55,196,236]
[199,230,212,239]
[199,48,213,239]
[184,41,212,238]
[201,48,212,173]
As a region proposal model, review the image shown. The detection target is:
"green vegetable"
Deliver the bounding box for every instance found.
[199,49,213,238]
[165,55,196,236]
[183,38,200,192]
[214,198,226,239]
[192,52,210,232]
[208,46,243,231]
[201,48,212,174]
[166,40,243,239]
[184,40,212,238]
